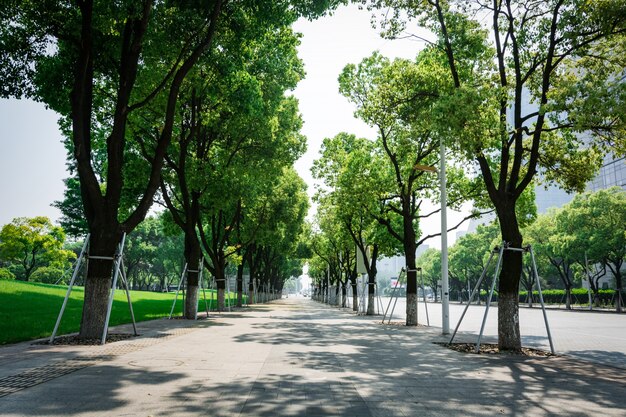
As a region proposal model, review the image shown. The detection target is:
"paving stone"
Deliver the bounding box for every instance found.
[0,299,625,416]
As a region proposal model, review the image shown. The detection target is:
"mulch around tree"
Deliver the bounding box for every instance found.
[380,321,428,327]
[34,333,137,346]
[435,342,554,357]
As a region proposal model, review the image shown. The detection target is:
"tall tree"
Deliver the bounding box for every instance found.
[524,211,578,309]
[312,133,402,314]
[1,0,344,338]
[0,217,75,281]
[339,52,479,325]
[448,223,500,303]
[369,0,626,349]
[556,188,626,312]
[2,0,225,338]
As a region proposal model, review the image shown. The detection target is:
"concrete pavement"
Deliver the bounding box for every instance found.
[1,298,625,416]
[379,297,626,369]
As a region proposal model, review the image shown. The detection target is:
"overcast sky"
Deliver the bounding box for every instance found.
[0,4,467,248]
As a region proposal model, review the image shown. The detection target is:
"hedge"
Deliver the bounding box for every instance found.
[519,288,619,306]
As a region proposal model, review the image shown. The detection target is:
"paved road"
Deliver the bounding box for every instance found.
[1,298,625,416]
[375,297,626,369]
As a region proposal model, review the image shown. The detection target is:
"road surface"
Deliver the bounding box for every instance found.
[367,297,626,369]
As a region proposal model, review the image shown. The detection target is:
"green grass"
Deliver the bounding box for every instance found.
[0,280,244,345]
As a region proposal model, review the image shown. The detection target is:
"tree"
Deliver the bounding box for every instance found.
[1,0,228,338]
[416,248,441,303]
[250,169,310,301]
[557,188,626,311]
[0,217,75,281]
[52,177,89,239]
[339,51,480,325]
[1,1,345,337]
[448,223,500,303]
[524,210,578,309]
[312,133,402,314]
[369,0,626,350]
[318,200,359,310]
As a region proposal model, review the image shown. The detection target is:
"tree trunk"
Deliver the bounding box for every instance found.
[79,230,121,339]
[351,281,358,312]
[405,243,418,326]
[613,266,623,313]
[249,277,255,304]
[183,232,201,319]
[497,205,523,351]
[247,250,255,305]
[565,285,572,310]
[403,202,418,326]
[324,278,329,304]
[341,284,347,308]
[367,249,378,315]
[236,263,244,308]
[215,266,226,311]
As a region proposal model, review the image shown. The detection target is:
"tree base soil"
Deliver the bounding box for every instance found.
[380,321,427,327]
[436,342,554,357]
[35,333,136,346]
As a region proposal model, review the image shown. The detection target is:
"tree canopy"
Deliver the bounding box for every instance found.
[0,217,75,281]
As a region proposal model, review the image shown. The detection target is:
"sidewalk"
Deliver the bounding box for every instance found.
[0,298,624,416]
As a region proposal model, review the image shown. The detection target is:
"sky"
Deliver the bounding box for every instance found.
[0,4,468,248]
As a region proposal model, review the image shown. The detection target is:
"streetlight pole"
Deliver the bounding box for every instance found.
[440,137,450,334]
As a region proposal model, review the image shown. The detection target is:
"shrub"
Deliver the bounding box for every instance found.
[30,266,64,284]
[0,268,15,280]
[519,288,617,306]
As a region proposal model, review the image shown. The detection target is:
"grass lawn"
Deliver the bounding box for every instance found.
[0,280,243,345]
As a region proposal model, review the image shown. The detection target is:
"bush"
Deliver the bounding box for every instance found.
[30,266,64,284]
[519,288,617,306]
[0,268,15,280]
[383,287,406,297]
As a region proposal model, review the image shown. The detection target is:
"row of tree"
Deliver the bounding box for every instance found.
[2,0,625,351]
[413,187,626,311]
[0,211,309,308]
[1,0,343,338]
[308,0,626,351]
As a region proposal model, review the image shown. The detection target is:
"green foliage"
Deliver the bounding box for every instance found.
[51,177,89,238]
[557,188,626,266]
[0,268,15,280]
[519,289,617,306]
[124,216,184,291]
[416,247,442,299]
[312,132,402,279]
[336,49,482,278]
[0,217,75,281]
[30,266,65,284]
[448,222,500,289]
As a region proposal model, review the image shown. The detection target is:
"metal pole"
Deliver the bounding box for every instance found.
[227,277,232,312]
[210,276,216,311]
[102,233,127,345]
[440,136,450,335]
[200,260,209,316]
[169,263,187,319]
[388,288,400,325]
[420,268,430,326]
[382,277,401,323]
[476,244,504,353]
[50,234,90,344]
[449,250,496,344]
[119,258,138,336]
[585,252,593,310]
[529,246,556,354]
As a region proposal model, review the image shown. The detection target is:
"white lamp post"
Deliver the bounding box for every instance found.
[440,137,450,335]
